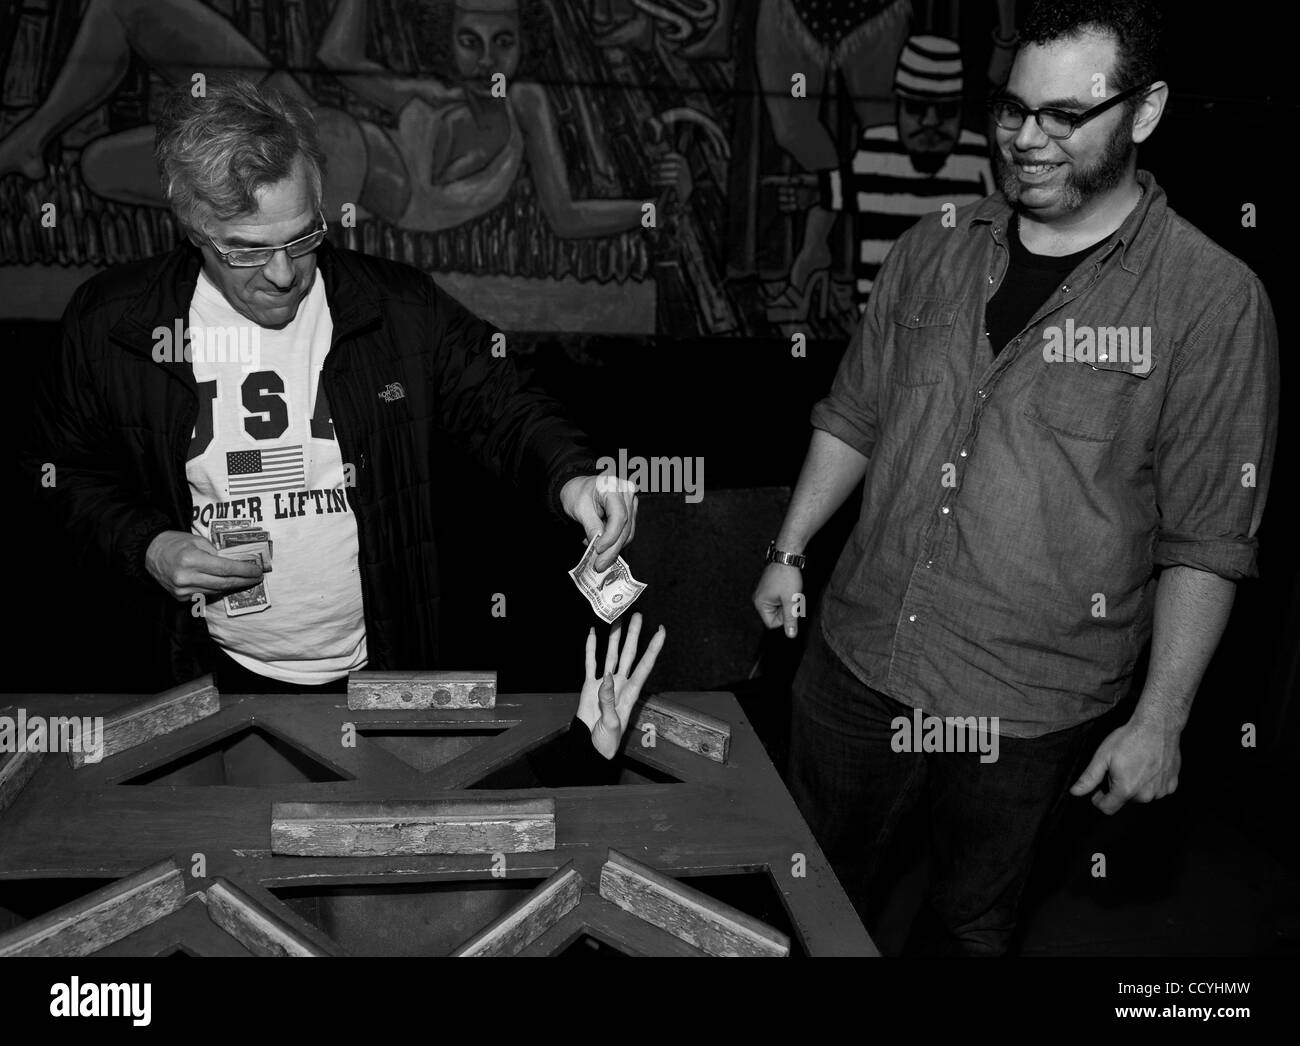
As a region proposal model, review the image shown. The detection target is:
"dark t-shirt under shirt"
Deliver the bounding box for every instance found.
[984,214,1113,356]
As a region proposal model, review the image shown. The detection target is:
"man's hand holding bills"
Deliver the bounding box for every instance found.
[211,519,273,616]
[569,535,646,623]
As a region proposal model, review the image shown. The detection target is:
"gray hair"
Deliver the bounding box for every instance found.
[153,76,326,235]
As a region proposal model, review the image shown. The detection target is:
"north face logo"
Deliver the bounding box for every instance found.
[378,382,405,402]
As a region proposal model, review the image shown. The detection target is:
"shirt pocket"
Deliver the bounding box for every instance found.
[1023,357,1154,442]
[891,298,958,386]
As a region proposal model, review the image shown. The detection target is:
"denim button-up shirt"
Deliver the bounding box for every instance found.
[812,170,1278,737]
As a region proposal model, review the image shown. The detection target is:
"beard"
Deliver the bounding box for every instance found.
[908,147,953,175]
[996,109,1136,213]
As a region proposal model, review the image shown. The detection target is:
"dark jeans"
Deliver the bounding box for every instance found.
[789,626,1101,956]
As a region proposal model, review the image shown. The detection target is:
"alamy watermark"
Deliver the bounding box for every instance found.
[1042,320,1151,374]
[50,978,151,1026]
[0,708,104,763]
[152,320,263,373]
[595,448,704,504]
[891,709,1000,763]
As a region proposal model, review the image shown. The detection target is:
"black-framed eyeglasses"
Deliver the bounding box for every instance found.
[987,82,1152,140]
[204,212,328,268]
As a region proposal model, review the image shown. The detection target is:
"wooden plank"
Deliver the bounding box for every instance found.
[598,849,789,957]
[68,676,218,769]
[0,857,188,957]
[347,671,496,710]
[452,863,583,956]
[270,798,556,856]
[203,879,331,957]
[631,695,731,763]
[94,896,254,957]
[0,750,42,814]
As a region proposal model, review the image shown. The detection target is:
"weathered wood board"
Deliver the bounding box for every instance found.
[68,676,219,769]
[347,671,496,710]
[599,849,790,957]
[0,857,188,957]
[452,864,583,956]
[204,879,331,957]
[270,798,556,856]
[0,749,42,814]
[631,695,731,763]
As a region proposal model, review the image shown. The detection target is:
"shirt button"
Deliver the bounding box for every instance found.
[1061,284,1071,293]
[959,448,968,457]
[941,506,950,515]
[925,560,933,568]
[908,614,917,622]
[1099,354,1109,361]
[912,314,920,322]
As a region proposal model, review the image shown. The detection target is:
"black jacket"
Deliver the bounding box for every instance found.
[22,240,597,686]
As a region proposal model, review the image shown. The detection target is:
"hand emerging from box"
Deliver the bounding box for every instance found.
[577,612,666,759]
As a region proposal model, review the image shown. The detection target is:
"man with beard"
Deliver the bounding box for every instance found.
[754,0,1278,955]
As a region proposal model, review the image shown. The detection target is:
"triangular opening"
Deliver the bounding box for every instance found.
[677,871,807,957]
[359,728,508,773]
[270,878,547,957]
[560,932,629,957]
[119,726,346,785]
[467,732,684,789]
[0,878,116,935]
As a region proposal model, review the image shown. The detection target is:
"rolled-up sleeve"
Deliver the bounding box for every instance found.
[809,246,899,459]
[1153,273,1279,580]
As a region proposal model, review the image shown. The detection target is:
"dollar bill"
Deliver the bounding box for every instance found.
[217,549,271,617]
[568,537,646,623]
[219,531,273,571]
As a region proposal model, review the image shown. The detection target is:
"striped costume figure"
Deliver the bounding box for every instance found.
[818,35,993,308]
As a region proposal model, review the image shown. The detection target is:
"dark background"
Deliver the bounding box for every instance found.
[0,0,1296,954]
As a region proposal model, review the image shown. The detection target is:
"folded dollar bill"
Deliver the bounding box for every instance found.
[568,536,646,624]
[216,548,271,617]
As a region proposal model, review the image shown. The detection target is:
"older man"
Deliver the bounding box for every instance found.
[23,76,639,699]
[754,0,1278,955]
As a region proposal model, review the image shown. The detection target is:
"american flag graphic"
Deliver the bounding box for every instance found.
[226,446,306,495]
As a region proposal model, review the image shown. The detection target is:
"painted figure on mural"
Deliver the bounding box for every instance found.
[0,0,692,236]
[755,0,1016,325]
[776,36,993,312]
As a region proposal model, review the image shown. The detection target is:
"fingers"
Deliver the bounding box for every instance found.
[1091,785,1128,816]
[1069,750,1109,796]
[603,623,622,677]
[584,627,597,680]
[593,491,632,571]
[598,673,618,723]
[779,592,799,639]
[618,613,644,677]
[754,590,784,629]
[628,624,666,691]
[195,549,263,580]
[627,494,638,548]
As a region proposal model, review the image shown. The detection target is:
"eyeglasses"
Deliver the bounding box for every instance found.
[987,82,1152,140]
[204,213,328,268]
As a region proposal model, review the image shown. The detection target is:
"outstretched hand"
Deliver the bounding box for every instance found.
[576,612,666,759]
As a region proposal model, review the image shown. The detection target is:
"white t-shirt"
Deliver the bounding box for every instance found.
[185,268,367,684]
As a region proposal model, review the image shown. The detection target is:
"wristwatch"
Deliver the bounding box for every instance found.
[765,540,807,569]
